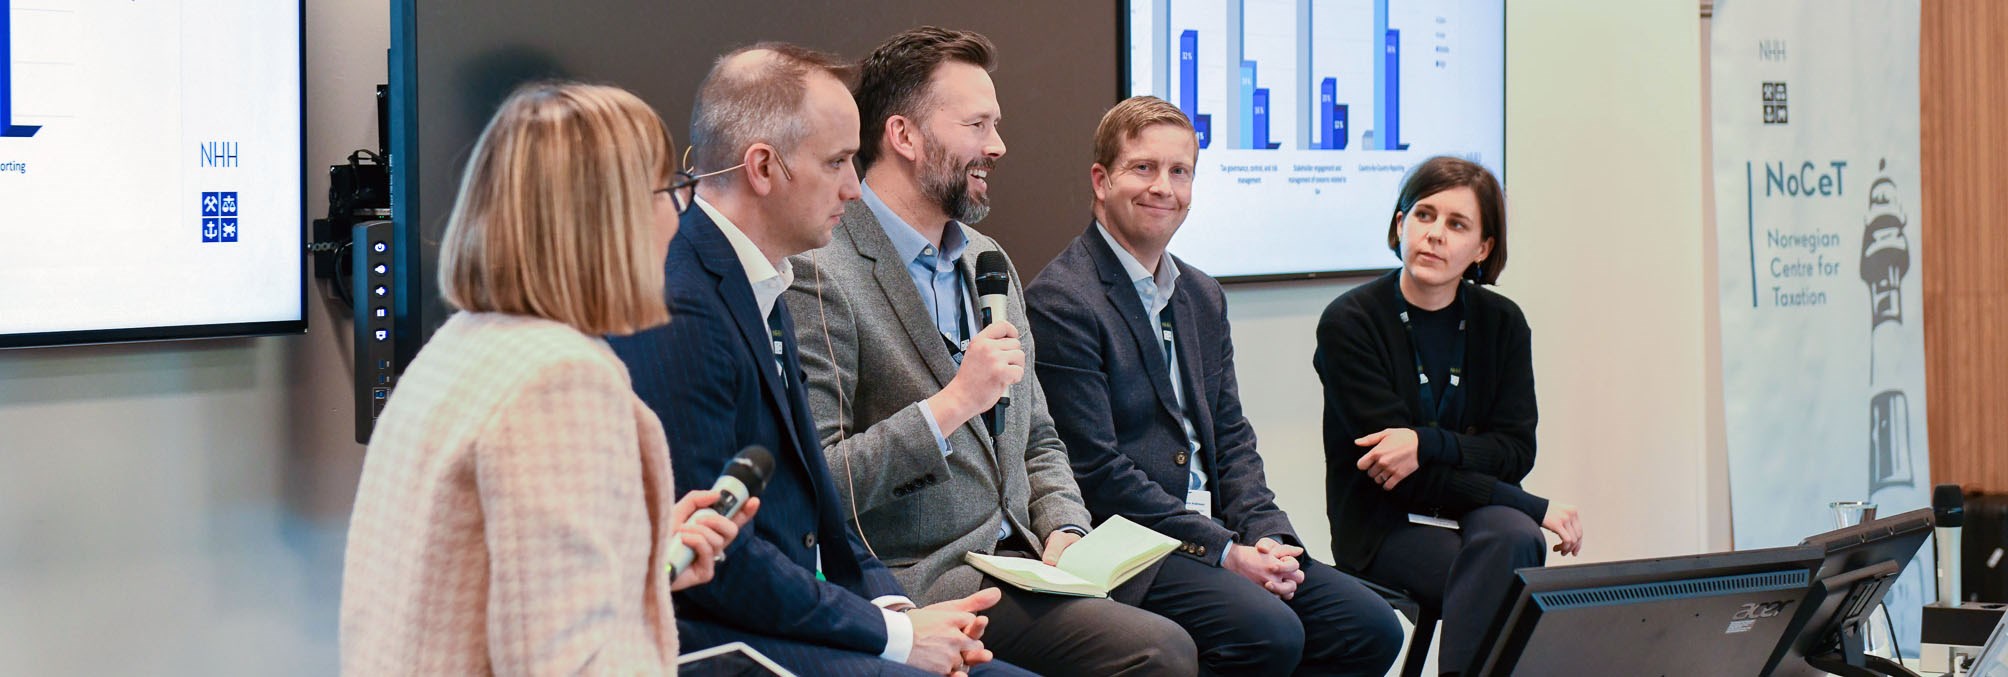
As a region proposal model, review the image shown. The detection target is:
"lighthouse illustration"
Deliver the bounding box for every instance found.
[1861,160,1932,647]
[1861,159,1913,497]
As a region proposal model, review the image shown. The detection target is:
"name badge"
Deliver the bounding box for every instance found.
[1185,489,1213,517]
[1407,513,1461,530]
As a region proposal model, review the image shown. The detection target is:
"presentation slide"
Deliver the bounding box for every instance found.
[0,0,302,344]
[1126,0,1503,279]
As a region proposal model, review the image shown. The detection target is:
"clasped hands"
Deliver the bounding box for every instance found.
[1224,537,1305,601]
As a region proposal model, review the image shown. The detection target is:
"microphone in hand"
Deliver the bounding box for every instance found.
[666,446,775,581]
[975,251,1013,434]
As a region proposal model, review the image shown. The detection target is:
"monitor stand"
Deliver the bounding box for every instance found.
[1803,613,1922,677]
[1800,559,1921,677]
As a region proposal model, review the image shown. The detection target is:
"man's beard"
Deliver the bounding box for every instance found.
[918,131,995,225]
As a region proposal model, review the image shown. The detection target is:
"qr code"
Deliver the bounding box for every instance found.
[1762,82,1788,125]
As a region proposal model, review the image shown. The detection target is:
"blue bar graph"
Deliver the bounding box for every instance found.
[1,0,39,138]
[1332,104,1349,151]
[1253,88,1276,149]
[1319,78,1336,149]
[1238,61,1255,149]
[1236,58,1278,151]
[1178,31,1198,115]
[1178,30,1208,149]
[1252,87,1269,148]
[1384,29,1405,151]
[1373,0,1387,150]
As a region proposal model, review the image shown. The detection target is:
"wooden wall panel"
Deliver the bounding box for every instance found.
[1923,0,2008,493]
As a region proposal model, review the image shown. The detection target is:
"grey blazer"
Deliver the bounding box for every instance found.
[784,200,1093,605]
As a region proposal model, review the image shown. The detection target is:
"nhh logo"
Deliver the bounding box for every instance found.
[1762,82,1789,125]
[1759,39,1788,62]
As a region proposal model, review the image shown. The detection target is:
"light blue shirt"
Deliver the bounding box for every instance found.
[862,183,977,360]
[1095,223,1208,498]
[862,182,1012,542]
[1096,223,1230,564]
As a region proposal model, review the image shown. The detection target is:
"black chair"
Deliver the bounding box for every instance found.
[1354,577,1440,677]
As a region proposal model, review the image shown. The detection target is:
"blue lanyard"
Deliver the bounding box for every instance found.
[1398,287,1467,428]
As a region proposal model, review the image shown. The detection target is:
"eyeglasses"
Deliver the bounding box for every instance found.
[656,148,797,215]
[658,170,700,215]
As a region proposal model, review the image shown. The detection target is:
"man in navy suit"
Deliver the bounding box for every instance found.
[1026,96,1404,676]
[610,44,1022,677]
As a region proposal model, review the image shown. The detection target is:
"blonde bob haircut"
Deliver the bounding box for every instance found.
[438,81,676,336]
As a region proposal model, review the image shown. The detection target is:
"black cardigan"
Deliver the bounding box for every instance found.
[1314,270,1541,572]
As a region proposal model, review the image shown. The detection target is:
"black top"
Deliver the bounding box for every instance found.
[1314,270,1547,573]
[1407,296,1463,418]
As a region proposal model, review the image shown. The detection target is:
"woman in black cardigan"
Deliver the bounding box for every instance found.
[1314,156,1583,675]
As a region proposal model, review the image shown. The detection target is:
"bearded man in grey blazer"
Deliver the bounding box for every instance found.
[784,27,1195,677]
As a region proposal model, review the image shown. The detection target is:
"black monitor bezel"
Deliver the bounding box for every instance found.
[1470,543,1826,676]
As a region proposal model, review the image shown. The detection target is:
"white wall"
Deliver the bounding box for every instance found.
[1236,0,1723,566]
[0,1,384,673]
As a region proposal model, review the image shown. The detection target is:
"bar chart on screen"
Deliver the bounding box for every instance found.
[1127,0,1502,278]
[0,1,304,346]
[2,0,73,138]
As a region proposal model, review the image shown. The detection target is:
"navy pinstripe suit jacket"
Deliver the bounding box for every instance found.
[611,207,905,657]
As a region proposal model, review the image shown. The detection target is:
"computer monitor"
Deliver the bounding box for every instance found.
[1970,609,2008,677]
[1120,0,1507,281]
[1467,544,1826,676]
[1765,507,1935,677]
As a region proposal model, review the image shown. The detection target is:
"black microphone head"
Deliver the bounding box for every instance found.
[975,251,1011,296]
[1934,484,1964,528]
[723,445,776,497]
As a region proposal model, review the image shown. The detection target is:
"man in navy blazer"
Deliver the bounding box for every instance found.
[609,45,1020,676]
[1026,96,1403,676]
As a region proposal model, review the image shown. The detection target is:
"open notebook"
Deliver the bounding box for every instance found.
[964,515,1178,597]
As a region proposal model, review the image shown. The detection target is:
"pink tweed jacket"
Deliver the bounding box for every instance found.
[341,312,680,675]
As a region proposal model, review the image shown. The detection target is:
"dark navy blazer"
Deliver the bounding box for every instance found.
[610,207,904,656]
[1027,224,1300,572]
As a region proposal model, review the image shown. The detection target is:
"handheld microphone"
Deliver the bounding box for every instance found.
[975,251,1012,436]
[1934,484,1964,604]
[666,446,775,581]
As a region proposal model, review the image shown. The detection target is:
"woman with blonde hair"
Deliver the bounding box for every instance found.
[340,81,754,674]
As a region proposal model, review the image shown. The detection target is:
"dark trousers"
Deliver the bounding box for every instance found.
[1140,553,1405,676]
[678,618,1035,676]
[978,575,1199,677]
[1361,505,1547,676]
